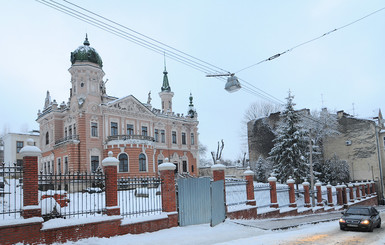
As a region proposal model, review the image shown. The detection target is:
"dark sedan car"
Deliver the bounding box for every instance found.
[339,206,381,232]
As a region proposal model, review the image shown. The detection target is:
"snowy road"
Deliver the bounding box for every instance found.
[57,213,385,245]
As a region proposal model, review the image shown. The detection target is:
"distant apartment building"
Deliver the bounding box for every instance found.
[1,131,40,166]
[36,36,199,177]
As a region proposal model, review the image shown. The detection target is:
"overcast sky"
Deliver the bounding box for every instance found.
[1,1,384,161]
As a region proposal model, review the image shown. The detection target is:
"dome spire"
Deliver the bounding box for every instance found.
[187,92,196,118]
[83,33,90,46]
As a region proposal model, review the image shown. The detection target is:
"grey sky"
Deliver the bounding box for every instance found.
[1,1,384,161]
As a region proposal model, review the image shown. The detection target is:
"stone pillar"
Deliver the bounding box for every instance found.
[371,181,376,194]
[348,183,354,202]
[268,174,278,208]
[244,168,256,206]
[19,139,42,219]
[102,151,120,216]
[287,177,296,208]
[303,181,311,208]
[159,158,177,213]
[212,164,226,204]
[336,184,343,206]
[355,182,361,200]
[361,182,366,198]
[326,183,333,207]
[366,181,371,197]
[341,183,347,206]
[315,181,323,206]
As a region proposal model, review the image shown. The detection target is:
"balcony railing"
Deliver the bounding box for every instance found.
[107,135,154,142]
[55,135,79,145]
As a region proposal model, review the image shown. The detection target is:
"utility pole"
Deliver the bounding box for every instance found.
[309,129,315,206]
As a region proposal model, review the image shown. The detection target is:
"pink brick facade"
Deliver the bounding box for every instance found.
[36,37,199,177]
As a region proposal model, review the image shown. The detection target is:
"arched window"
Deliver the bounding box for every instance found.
[119,153,128,172]
[45,132,49,145]
[139,153,146,172]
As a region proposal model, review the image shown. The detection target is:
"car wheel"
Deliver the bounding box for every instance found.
[340,226,345,231]
[377,219,381,228]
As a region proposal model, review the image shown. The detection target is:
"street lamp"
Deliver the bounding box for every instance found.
[206,73,241,93]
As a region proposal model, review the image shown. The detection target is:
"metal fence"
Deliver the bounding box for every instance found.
[0,163,23,219]
[118,177,162,218]
[254,183,271,208]
[39,170,106,221]
[225,179,247,210]
[277,185,291,208]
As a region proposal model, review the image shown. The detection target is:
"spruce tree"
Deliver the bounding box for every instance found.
[255,156,267,182]
[268,91,309,186]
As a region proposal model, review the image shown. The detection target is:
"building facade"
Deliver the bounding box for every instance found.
[36,36,199,177]
[1,131,40,166]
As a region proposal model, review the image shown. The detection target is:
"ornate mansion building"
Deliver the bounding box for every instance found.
[37,36,199,177]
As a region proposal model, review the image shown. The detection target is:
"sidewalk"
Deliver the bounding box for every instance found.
[231,205,385,230]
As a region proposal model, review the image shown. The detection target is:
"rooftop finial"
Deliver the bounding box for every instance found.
[163,52,167,74]
[83,33,90,46]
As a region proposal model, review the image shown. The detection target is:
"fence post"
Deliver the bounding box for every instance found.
[366,181,371,197]
[287,176,296,208]
[361,182,366,198]
[102,151,120,216]
[159,158,177,213]
[341,183,347,206]
[326,183,333,207]
[19,138,42,219]
[303,180,311,208]
[315,181,323,206]
[244,168,256,206]
[348,183,354,202]
[336,184,343,206]
[268,174,278,208]
[371,181,376,194]
[355,181,361,200]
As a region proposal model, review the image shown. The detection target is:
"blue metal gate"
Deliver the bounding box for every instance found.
[177,178,225,227]
[211,180,226,226]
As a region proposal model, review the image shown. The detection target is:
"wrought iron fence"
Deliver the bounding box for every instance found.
[225,179,247,210]
[39,170,105,221]
[0,163,23,219]
[118,177,162,218]
[254,183,271,208]
[277,185,291,208]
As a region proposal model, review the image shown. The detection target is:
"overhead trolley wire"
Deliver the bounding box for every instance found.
[235,5,385,74]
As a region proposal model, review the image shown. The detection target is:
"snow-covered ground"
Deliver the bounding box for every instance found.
[52,216,385,245]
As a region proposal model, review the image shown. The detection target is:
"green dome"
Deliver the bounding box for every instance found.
[70,35,103,67]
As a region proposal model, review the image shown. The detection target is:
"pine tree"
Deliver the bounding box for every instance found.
[268,91,309,186]
[254,156,268,182]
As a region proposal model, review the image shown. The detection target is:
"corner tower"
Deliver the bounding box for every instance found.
[159,63,174,113]
[69,35,106,109]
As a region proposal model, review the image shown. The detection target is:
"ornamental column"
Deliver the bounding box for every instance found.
[348,183,354,202]
[355,181,361,200]
[371,181,376,194]
[287,177,296,208]
[366,181,371,197]
[315,181,323,206]
[341,183,347,206]
[102,151,120,216]
[244,168,256,206]
[268,174,278,208]
[336,184,343,206]
[20,138,42,219]
[361,182,366,198]
[303,180,311,208]
[326,183,333,207]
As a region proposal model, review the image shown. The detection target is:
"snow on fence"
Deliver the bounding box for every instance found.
[225,179,248,211]
[118,177,162,218]
[0,163,23,219]
[39,170,106,221]
[276,185,291,208]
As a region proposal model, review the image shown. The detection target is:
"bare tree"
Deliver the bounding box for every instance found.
[211,139,224,164]
[240,101,282,148]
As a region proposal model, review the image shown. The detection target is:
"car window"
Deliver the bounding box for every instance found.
[346,208,370,215]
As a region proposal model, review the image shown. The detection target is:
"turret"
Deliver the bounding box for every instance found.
[159,62,174,113]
